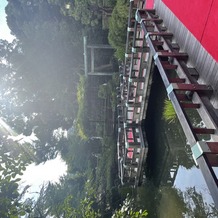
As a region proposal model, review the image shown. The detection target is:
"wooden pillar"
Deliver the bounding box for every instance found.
[154,51,189,61]
[167,83,213,96]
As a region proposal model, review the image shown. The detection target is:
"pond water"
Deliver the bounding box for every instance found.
[139,67,218,217]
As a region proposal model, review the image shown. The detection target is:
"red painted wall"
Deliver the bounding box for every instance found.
[162,0,218,61]
[145,0,154,9]
[201,0,218,61]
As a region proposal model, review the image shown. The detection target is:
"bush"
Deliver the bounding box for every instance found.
[76,75,88,140]
[163,99,177,123]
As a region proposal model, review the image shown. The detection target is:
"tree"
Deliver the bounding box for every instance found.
[158,187,187,218]
[0,140,31,217]
[112,197,148,218]
[184,187,218,218]
[23,184,52,218]
[108,0,128,60]
[3,0,86,163]
[27,179,148,218]
[157,186,218,218]
[52,0,113,27]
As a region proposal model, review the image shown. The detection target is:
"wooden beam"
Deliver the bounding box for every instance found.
[167,83,213,96]
[147,32,174,38]
[145,9,156,13]
[178,61,198,83]
[126,102,141,107]
[168,78,186,83]
[129,77,145,82]
[205,154,218,166]
[128,142,141,146]
[136,9,148,18]
[156,51,189,61]
[162,62,178,70]
[132,46,149,53]
[176,93,189,101]
[142,18,163,24]
[193,128,215,134]
[159,26,167,31]
[165,39,180,51]
[150,14,159,19]
[206,142,218,153]
[180,102,201,109]
[151,40,164,46]
[188,68,199,80]
[144,23,155,29]
[124,122,138,128]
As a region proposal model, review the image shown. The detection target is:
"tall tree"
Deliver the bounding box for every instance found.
[108,0,128,60]
[2,0,87,162]
[49,0,114,26]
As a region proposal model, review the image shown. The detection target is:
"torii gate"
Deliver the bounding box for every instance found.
[83,36,115,76]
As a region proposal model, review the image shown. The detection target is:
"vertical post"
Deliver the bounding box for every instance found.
[91,48,95,73]
[83,36,88,77]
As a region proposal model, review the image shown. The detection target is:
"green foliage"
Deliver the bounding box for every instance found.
[112,197,148,218]
[76,75,88,140]
[0,143,31,217]
[98,84,109,99]
[163,99,177,123]
[77,76,86,103]
[29,179,100,218]
[114,46,126,61]
[108,0,129,60]
[158,186,187,218]
[92,136,119,214]
[46,175,87,217]
[184,187,218,218]
[110,73,120,110]
[98,73,119,111]
[52,180,147,218]
[157,186,218,218]
[51,0,114,27]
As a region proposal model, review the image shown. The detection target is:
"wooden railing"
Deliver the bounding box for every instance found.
[136,8,218,207]
[117,0,150,187]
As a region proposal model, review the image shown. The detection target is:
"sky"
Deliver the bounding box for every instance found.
[20,155,67,199]
[174,166,214,203]
[0,115,68,199]
[0,0,15,42]
[0,0,67,199]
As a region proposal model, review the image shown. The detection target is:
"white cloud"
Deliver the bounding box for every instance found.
[0,1,15,42]
[53,127,68,141]
[19,155,68,199]
[8,131,39,145]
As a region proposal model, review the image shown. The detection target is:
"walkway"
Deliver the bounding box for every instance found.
[136,6,218,207]
[155,0,218,109]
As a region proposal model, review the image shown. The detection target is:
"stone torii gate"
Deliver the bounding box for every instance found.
[83,36,115,76]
